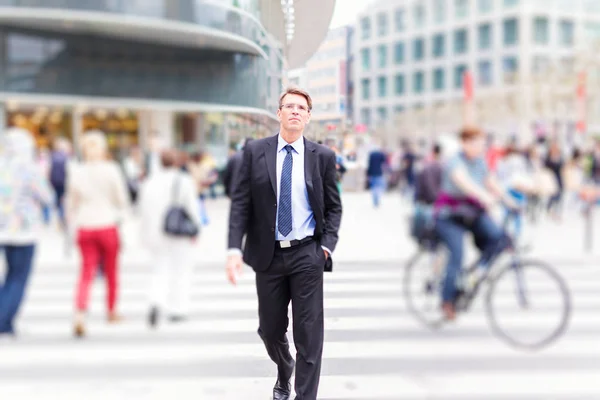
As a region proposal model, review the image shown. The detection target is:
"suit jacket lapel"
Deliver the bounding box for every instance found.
[304,138,317,190]
[265,134,278,195]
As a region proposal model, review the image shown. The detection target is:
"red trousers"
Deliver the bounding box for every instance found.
[76,226,120,313]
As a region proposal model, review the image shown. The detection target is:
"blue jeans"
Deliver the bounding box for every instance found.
[369,176,386,207]
[0,244,35,334]
[435,214,504,302]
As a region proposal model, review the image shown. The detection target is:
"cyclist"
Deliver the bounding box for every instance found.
[434,127,516,320]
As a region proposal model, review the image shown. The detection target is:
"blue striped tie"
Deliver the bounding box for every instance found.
[278,145,293,237]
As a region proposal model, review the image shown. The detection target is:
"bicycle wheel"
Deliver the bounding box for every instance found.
[403,248,447,330]
[485,259,571,350]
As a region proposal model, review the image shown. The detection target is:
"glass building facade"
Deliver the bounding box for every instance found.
[0,0,282,166]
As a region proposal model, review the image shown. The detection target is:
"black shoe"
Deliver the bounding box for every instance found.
[273,378,291,400]
[148,307,159,328]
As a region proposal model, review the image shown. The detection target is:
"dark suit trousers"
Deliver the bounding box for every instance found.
[255,239,325,400]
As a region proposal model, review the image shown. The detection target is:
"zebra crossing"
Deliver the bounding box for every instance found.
[1,255,600,400]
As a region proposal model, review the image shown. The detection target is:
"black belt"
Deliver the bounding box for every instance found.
[276,236,314,249]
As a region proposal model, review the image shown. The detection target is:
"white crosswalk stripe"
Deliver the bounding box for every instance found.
[1,259,599,400]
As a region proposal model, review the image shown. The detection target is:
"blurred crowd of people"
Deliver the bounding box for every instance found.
[363,132,600,221]
[3,123,600,337]
[0,127,226,339]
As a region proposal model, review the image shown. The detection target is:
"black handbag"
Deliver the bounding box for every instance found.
[164,174,199,238]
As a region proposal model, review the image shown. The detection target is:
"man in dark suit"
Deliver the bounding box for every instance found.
[222,138,252,198]
[226,87,342,400]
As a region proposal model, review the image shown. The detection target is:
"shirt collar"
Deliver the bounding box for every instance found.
[277,134,304,155]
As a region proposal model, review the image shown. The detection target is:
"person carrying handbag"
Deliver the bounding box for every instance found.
[138,149,200,328]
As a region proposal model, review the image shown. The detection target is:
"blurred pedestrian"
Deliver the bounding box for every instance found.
[497,144,532,239]
[366,141,388,208]
[0,127,54,338]
[411,143,443,244]
[401,142,418,200]
[49,137,71,231]
[545,142,565,221]
[139,149,200,327]
[223,138,252,198]
[66,130,129,338]
[563,148,585,210]
[188,151,217,225]
[122,146,145,205]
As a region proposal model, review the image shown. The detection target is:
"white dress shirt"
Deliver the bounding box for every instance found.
[275,135,316,241]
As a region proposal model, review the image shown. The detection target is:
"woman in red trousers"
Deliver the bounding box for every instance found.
[65,130,129,337]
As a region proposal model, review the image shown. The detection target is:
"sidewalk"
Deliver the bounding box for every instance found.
[34,192,600,268]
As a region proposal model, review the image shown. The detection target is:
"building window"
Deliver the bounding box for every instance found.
[361,108,371,126]
[478,0,493,13]
[534,17,549,45]
[361,78,370,100]
[395,74,405,95]
[455,0,469,19]
[504,18,519,46]
[378,76,387,97]
[503,56,518,83]
[559,20,574,47]
[433,68,445,91]
[454,64,468,88]
[361,48,370,70]
[454,29,468,54]
[433,34,445,58]
[433,0,446,24]
[394,42,405,64]
[395,8,405,32]
[361,17,371,40]
[377,45,387,68]
[504,0,519,7]
[413,71,425,93]
[413,38,425,61]
[478,23,492,49]
[478,60,493,85]
[377,13,388,37]
[414,2,426,29]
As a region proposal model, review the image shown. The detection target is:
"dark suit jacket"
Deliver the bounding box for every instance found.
[367,150,387,177]
[223,150,244,198]
[228,134,343,272]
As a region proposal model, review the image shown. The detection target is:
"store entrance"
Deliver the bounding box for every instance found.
[82,109,138,161]
[6,104,140,163]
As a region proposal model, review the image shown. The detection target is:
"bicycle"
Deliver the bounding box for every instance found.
[403,209,572,351]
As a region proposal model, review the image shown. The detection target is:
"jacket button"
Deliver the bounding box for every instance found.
[271,227,275,232]
[274,203,277,207]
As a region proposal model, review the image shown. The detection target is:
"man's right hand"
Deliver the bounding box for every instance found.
[226,254,243,285]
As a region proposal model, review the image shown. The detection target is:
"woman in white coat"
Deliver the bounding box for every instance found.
[138,149,200,327]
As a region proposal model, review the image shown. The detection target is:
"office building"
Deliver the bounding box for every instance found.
[354,0,600,139]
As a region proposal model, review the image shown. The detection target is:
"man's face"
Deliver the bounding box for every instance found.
[277,93,311,133]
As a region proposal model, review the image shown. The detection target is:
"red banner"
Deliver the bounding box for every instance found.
[463,70,475,125]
